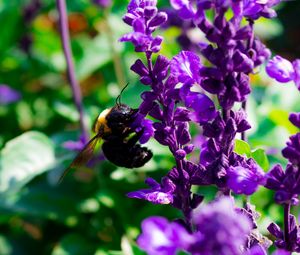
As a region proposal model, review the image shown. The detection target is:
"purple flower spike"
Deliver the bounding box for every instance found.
[227,159,265,195]
[121,0,167,53]
[265,164,300,205]
[170,0,196,19]
[137,216,193,255]
[191,197,252,255]
[266,56,295,83]
[267,215,300,251]
[170,51,202,84]
[0,84,21,105]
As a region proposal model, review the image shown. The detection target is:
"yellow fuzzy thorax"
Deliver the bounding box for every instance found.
[94,108,112,134]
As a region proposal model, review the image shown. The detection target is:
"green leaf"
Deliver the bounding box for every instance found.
[234,140,270,171]
[177,251,191,255]
[51,233,95,255]
[251,148,270,171]
[75,34,112,80]
[234,139,251,157]
[0,181,80,225]
[0,235,12,255]
[130,245,147,255]
[0,4,22,57]
[254,18,283,40]
[53,101,80,122]
[121,236,135,255]
[0,131,55,194]
[269,109,298,134]
[95,251,123,255]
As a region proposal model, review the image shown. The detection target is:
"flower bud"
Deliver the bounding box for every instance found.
[266,56,294,83]
[175,149,186,160]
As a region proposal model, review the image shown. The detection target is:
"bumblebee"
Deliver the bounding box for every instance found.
[59,103,153,182]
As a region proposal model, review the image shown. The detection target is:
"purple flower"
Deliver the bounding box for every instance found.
[282,133,300,166]
[289,113,300,129]
[93,0,111,8]
[227,158,265,195]
[119,0,300,254]
[251,38,272,67]
[121,0,167,53]
[161,8,200,52]
[131,55,170,87]
[246,244,267,255]
[265,164,300,205]
[242,0,282,20]
[293,59,300,90]
[191,197,252,255]
[137,216,193,255]
[268,214,300,251]
[266,56,295,83]
[266,56,300,91]
[131,113,154,144]
[127,0,157,11]
[196,112,251,187]
[120,33,153,52]
[231,110,252,132]
[127,177,175,204]
[182,90,217,123]
[170,0,196,19]
[170,51,202,84]
[0,84,21,105]
[63,135,86,151]
[272,250,291,255]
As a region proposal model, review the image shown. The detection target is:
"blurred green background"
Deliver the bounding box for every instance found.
[0,0,300,254]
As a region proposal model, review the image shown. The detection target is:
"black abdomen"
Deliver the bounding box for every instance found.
[102,140,152,168]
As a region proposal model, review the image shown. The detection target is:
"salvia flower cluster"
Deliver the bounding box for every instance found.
[118,0,300,254]
[265,55,300,252]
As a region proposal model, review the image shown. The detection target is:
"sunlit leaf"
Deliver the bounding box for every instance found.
[269,109,298,134]
[0,235,12,255]
[53,101,80,122]
[254,18,283,40]
[234,139,251,157]
[0,131,55,194]
[75,34,112,80]
[78,198,100,213]
[251,148,270,172]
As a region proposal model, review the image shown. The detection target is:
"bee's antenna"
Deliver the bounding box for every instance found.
[116,83,129,106]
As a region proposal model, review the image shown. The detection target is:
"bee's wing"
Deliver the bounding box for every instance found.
[58,133,102,184]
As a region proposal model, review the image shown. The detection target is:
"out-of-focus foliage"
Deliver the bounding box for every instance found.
[0,0,299,254]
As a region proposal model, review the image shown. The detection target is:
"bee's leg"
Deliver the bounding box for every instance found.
[122,128,134,137]
[127,129,144,146]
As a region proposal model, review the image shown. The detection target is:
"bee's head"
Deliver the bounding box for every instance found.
[106,104,138,133]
